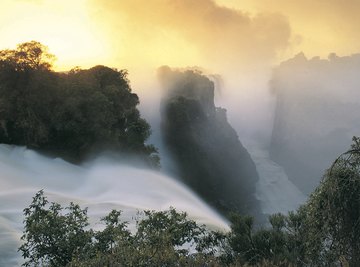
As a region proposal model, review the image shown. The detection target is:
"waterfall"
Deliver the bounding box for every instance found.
[0,144,229,267]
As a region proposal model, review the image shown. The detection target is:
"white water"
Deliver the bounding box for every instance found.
[250,145,307,215]
[0,144,229,267]
[0,141,308,266]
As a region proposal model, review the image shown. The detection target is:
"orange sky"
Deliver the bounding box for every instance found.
[0,0,359,72]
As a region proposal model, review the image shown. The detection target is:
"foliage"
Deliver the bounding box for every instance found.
[227,137,360,266]
[0,41,55,71]
[0,41,159,166]
[18,190,92,267]
[20,191,226,267]
[228,213,297,265]
[299,136,360,266]
[19,137,360,267]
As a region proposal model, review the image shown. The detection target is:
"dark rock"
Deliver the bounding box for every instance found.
[160,67,260,218]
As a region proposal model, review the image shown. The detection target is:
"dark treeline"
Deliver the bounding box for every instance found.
[0,41,159,165]
[19,139,360,266]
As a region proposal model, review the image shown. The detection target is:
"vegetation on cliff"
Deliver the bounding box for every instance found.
[0,41,159,165]
[159,67,260,218]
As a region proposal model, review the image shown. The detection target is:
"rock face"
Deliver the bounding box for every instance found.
[270,53,360,194]
[159,67,260,217]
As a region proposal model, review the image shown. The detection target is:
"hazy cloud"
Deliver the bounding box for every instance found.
[91,0,291,70]
[243,0,360,58]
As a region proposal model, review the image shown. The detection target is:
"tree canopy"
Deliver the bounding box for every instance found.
[19,191,225,267]
[298,136,360,266]
[0,41,55,71]
[0,41,159,166]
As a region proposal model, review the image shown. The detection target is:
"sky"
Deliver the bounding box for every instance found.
[1,0,359,73]
[1,0,358,144]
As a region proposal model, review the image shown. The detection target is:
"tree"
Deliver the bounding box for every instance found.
[0,42,56,145]
[301,137,360,266]
[0,42,159,166]
[18,190,92,267]
[20,191,226,267]
[227,209,317,266]
[94,210,131,254]
[52,65,159,165]
[0,41,55,71]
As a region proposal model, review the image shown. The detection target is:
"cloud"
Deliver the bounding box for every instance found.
[87,0,291,147]
[90,0,291,70]
[240,0,360,58]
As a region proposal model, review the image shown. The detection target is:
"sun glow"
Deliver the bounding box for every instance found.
[0,0,110,71]
[1,0,359,73]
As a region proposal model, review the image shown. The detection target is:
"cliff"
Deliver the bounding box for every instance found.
[160,67,260,217]
[270,53,360,194]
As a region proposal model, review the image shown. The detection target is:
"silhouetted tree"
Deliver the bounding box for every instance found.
[0,42,159,166]
[0,41,54,71]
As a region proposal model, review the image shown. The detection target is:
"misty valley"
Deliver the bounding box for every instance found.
[0,42,360,267]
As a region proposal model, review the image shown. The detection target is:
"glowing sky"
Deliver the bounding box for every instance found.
[0,0,359,71]
[0,0,111,70]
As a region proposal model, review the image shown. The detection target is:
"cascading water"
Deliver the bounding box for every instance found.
[0,144,229,267]
[249,145,307,215]
[211,74,307,216]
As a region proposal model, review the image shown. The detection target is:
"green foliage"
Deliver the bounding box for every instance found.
[299,136,360,266]
[228,213,294,265]
[94,210,131,254]
[0,42,159,166]
[19,190,92,267]
[227,137,360,266]
[20,191,226,267]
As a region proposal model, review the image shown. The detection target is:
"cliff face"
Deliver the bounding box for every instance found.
[160,67,260,217]
[270,53,360,194]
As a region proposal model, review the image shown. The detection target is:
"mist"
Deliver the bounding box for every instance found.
[87,0,291,149]
[1,47,358,267]
[270,52,360,194]
[0,144,229,266]
[1,0,360,265]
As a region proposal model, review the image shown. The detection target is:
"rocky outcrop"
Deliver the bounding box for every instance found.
[159,67,260,218]
[270,53,360,194]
